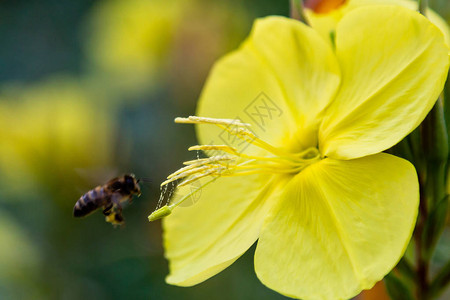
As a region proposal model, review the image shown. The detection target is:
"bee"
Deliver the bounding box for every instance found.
[73,174,141,225]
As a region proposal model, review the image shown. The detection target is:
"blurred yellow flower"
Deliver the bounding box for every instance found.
[84,0,186,93]
[167,1,248,107]
[152,6,449,300]
[305,0,450,46]
[0,76,114,197]
[84,0,248,100]
[0,210,38,280]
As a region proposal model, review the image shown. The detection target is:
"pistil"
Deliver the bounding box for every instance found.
[148,116,321,221]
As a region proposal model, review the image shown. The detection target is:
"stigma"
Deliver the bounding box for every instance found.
[148,116,321,221]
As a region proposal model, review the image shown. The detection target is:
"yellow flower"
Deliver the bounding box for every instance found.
[150,6,449,300]
[305,0,450,46]
[84,0,186,93]
[0,76,114,196]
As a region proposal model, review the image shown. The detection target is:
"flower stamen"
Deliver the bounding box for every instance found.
[149,116,321,222]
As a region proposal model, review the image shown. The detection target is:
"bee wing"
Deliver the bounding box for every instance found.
[110,192,133,207]
[110,192,123,205]
[105,176,121,188]
[74,167,119,187]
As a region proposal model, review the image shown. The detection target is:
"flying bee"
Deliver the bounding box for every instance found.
[73,174,141,225]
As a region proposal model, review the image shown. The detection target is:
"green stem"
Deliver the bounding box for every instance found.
[422,97,448,211]
[414,96,448,299]
[418,0,428,15]
[414,182,429,300]
[289,0,309,25]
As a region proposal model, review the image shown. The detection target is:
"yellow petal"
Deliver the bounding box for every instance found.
[306,0,450,47]
[196,16,340,154]
[163,174,286,286]
[356,0,450,47]
[255,153,418,299]
[319,6,449,159]
[305,3,347,46]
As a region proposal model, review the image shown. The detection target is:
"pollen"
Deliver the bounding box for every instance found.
[148,116,321,221]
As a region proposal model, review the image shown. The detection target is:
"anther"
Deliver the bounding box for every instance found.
[148,205,172,221]
[149,116,322,222]
[175,116,251,127]
[188,145,239,155]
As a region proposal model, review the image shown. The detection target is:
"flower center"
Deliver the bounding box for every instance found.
[304,0,347,14]
[148,116,321,221]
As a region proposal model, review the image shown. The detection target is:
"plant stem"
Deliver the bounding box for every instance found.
[418,0,428,15]
[414,178,429,300]
[413,92,449,299]
[289,0,309,25]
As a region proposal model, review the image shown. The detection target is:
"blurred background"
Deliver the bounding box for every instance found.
[0,0,448,299]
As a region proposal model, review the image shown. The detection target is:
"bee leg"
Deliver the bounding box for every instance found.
[105,194,126,225]
[114,212,124,224]
[113,204,123,217]
[115,204,125,224]
[107,205,124,225]
[103,203,113,216]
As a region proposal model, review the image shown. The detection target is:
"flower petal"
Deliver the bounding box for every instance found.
[255,153,418,299]
[196,16,340,154]
[319,6,449,159]
[306,0,450,47]
[163,174,286,286]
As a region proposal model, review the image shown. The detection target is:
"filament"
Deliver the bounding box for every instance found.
[149,116,321,222]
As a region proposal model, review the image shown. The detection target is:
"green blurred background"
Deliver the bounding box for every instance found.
[0,0,448,299]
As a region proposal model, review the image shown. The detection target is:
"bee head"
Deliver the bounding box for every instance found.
[124,174,141,196]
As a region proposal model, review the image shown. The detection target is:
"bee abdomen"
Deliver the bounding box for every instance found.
[73,186,109,217]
